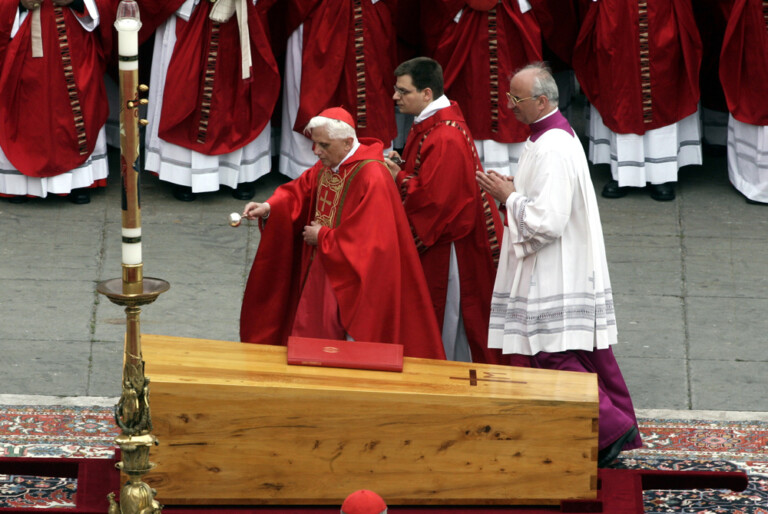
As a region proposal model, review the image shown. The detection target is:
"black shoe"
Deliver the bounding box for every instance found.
[601,180,629,199]
[598,425,639,468]
[649,182,675,202]
[7,195,28,204]
[68,188,91,204]
[172,185,197,202]
[232,181,256,200]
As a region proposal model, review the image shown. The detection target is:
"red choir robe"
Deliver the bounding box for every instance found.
[572,0,703,135]
[285,0,397,144]
[421,0,542,142]
[0,1,113,178]
[157,0,280,155]
[240,139,445,360]
[719,0,768,125]
[396,102,508,365]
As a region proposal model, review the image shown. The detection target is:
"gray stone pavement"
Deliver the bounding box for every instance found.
[1,141,767,414]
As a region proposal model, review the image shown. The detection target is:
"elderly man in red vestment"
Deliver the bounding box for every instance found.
[420,0,542,177]
[278,0,398,179]
[385,57,512,366]
[572,0,703,202]
[0,0,114,204]
[240,108,445,360]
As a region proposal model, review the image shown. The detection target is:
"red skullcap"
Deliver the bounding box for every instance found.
[318,107,355,129]
[340,490,387,514]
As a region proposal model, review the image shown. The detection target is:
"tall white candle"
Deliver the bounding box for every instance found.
[115,17,141,66]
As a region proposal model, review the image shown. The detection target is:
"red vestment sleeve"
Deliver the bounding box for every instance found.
[240,169,317,346]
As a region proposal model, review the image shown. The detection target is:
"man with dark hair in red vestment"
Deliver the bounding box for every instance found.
[0,0,115,204]
[385,57,513,366]
[239,107,445,360]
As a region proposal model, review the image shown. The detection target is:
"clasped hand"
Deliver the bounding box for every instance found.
[476,169,516,204]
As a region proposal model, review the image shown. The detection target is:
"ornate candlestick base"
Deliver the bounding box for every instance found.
[98,277,169,514]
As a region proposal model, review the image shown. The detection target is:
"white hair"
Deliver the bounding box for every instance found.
[520,62,559,104]
[304,116,358,142]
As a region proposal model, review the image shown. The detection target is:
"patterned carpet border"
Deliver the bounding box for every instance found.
[0,405,767,512]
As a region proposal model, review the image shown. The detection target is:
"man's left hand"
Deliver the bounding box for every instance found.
[476,170,516,204]
[303,221,322,246]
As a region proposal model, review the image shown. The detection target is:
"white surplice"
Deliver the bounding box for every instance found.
[489,119,617,355]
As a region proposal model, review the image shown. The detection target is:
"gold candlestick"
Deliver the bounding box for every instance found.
[98,2,169,513]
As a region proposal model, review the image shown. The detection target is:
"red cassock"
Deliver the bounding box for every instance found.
[157,0,280,155]
[719,0,768,125]
[285,0,397,144]
[0,1,113,177]
[396,102,508,365]
[572,0,702,135]
[240,139,445,360]
[421,0,542,142]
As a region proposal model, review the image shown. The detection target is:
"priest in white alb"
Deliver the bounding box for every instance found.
[476,63,642,467]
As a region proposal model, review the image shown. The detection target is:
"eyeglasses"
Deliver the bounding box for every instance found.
[393,85,415,96]
[506,92,537,106]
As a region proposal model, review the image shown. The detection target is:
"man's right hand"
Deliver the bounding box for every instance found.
[243,202,270,220]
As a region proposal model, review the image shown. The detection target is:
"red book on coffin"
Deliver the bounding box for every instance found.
[286,336,404,372]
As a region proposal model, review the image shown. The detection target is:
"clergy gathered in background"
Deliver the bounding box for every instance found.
[2,0,766,206]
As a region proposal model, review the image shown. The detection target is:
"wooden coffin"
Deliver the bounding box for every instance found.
[140,334,598,506]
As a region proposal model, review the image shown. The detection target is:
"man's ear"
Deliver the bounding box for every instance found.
[422,87,434,103]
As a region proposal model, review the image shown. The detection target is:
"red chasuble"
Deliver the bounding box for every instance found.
[0,2,111,177]
[421,0,542,142]
[285,0,397,144]
[720,0,768,126]
[240,139,445,360]
[572,0,702,135]
[157,0,280,155]
[396,102,507,365]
